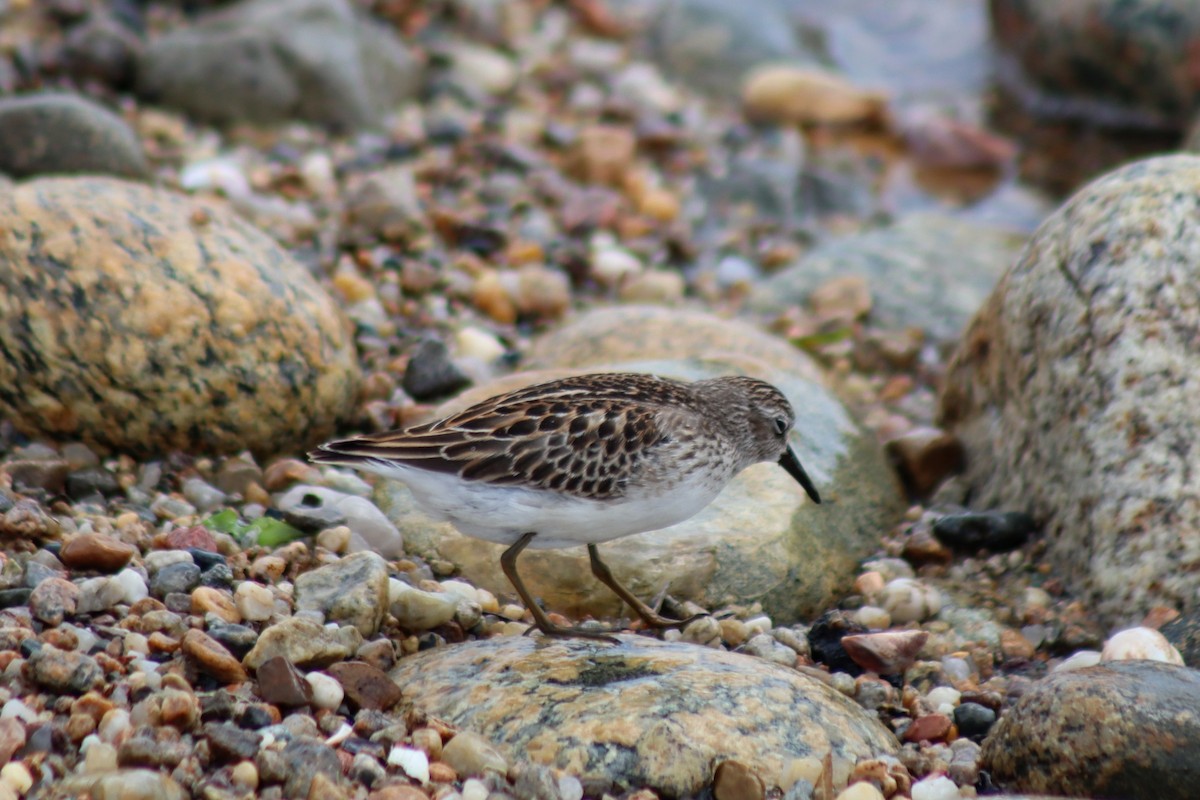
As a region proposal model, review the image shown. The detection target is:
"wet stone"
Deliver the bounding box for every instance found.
[66,467,122,499]
[294,551,389,637]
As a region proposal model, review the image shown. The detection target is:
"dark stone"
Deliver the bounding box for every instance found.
[953,702,996,741]
[0,588,31,608]
[982,661,1200,799]
[401,339,471,401]
[66,467,121,499]
[325,661,403,711]
[206,623,258,658]
[932,511,1035,552]
[256,656,313,707]
[237,705,275,730]
[200,563,234,589]
[278,736,342,799]
[188,548,227,570]
[808,610,868,676]
[1161,613,1200,668]
[150,562,201,598]
[23,560,64,589]
[203,721,262,762]
[0,93,148,179]
[198,689,238,721]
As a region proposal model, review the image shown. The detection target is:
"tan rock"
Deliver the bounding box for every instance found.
[742,65,887,126]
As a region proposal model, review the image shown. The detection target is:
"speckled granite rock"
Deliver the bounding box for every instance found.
[0,93,149,179]
[390,636,899,797]
[982,661,1200,799]
[939,155,1200,625]
[991,0,1200,128]
[377,306,904,624]
[0,176,360,457]
[749,214,1027,341]
[136,0,422,131]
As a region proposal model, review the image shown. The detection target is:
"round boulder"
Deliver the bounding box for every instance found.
[376,306,904,624]
[0,176,360,457]
[939,154,1200,624]
[390,636,899,798]
[982,660,1200,799]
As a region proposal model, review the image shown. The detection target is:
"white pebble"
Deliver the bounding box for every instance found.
[1,762,32,795]
[1054,650,1103,672]
[143,550,193,575]
[879,578,942,624]
[926,686,961,709]
[558,774,583,800]
[324,722,353,747]
[235,582,275,621]
[439,580,478,603]
[1101,626,1184,664]
[461,778,489,800]
[852,605,891,630]
[81,740,118,774]
[911,774,962,800]
[455,326,507,363]
[305,672,344,711]
[590,244,642,286]
[114,569,148,604]
[388,745,430,783]
[744,615,773,636]
[1,699,37,724]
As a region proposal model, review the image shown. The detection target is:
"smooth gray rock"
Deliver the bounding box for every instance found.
[136,0,422,131]
[0,93,148,179]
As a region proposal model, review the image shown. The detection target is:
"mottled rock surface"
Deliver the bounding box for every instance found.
[992,0,1200,127]
[377,306,904,624]
[750,214,1026,342]
[136,0,422,131]
[390,636,899,797]
[0,93,149,179]
[939,155,1200,625]
[0,176,360,457]
[294,551,390,637]
[982,661,1200,800]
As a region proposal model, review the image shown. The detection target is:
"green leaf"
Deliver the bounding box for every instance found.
[248,517,305,547]
[202,509,243,535]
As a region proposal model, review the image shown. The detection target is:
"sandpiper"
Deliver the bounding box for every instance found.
[309,372,821,640]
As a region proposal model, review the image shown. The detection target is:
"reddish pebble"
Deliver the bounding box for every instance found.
[165,525,218,553]
[842,631,930,675]
[59,533,136,572]
[904,713,953,743]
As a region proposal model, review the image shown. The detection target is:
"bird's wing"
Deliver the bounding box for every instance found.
[309,374,690,500]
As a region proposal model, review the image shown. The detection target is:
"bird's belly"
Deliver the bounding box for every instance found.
[374,463,724,549]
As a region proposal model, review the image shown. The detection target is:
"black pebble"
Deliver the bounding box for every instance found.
[932,510,1036,552]
[954,701,997,740]
[402,339,472,401]
[807,609,868,676]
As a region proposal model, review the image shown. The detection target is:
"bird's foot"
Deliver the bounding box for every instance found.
[635,610,710,630]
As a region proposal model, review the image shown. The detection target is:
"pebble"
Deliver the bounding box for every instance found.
[191,586,239,624]
[114,569,149,604]
[932,510,1035,552]
[150,561,201,598]
[326,661,403,711]
[1101,626,1184,664]
[852,606,891,630]
[295,551,389,637]
[180,629,248,684]
[275,486,402,558]
[389,580,458,631]
[27,645,103,693]
[591,243,643,286]
[388,745,431,783]
[461,779,489,800]
[234,581,275,621]
[879,578,942,624]
[29,577,78,626]
[59,533,136,572]
[305,671,345,710]
[1054,650,1103,672]
[1,762,32,795]
[255,656,312,707]
[76,576,126,614]
[884,428,965,497]
[150,495,197,520]
[713,760,765,800]
[441,731,507,778]
[402,339,472,401]
[143,550,193,574]
[910,774,961,800]
[953,702,996,740]
[841,631,929,675]
[23,559,63,589]
[926,686,961,710]
[834,782,886,800]
[242,616,359,670]
[89,769,185,800]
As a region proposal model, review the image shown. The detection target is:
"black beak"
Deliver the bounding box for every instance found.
[779,445,821,504]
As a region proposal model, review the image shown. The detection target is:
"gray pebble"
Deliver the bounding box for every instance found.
[150,562,201,598]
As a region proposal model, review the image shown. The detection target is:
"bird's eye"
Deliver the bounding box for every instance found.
[773,417,788,435]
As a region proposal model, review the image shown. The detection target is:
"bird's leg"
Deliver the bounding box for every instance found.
[500,533,618,644]
[587,544,706,630]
